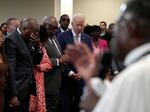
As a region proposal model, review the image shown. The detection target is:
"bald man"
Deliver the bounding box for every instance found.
[4,18,43,112]
[42,16,68,112]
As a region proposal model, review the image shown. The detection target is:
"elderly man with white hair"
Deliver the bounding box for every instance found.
[57,13,93,112]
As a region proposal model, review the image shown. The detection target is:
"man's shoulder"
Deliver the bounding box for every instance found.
[114,54,150,86]
[5,30,19,40]
[58,30,72,36]
[57,30,73,41]
[55,28,61,36]
[81,32,91,39]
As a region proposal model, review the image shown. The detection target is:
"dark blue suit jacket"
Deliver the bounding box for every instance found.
[55,28,61,37]
[57,30,93,112]
[55,28,71,37]
[57,30,93,74]
[55,28,61,36]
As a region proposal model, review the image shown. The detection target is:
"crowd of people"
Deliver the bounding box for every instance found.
[0,0,150,112]
[0,14,117,112]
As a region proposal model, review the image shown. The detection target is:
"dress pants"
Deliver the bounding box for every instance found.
[45,94,59,112]
[59,76,84,112]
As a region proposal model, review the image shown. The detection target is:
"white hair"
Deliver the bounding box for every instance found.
[72,13,85,22]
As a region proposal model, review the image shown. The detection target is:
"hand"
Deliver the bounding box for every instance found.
[30,32,41,47]
[59,54,69,65]
[71,73,81,80]
[9,96,20,108]
[65,43,99,82]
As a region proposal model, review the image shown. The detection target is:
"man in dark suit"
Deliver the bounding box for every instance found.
[4,18,43,112]
[57,13,93,112]
[42,16,68,112]
[55,14,70,36]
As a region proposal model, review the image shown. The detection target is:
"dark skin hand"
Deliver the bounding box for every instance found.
[59,54,69,65]
[30,32,42,48]
[9,96,20,108]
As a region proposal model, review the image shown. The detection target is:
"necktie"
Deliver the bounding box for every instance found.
[74,34,79,42]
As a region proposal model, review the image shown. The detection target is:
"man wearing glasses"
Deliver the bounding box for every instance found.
[55,14,70,36]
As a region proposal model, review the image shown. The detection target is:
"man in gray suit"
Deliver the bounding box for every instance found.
[42,16,68,112]
[4,18,43,112]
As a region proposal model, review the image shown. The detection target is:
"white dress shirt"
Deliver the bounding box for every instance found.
[60,27,69,33]
[68,29,82,76]
[93,43,150,112]
[71,29,81,43]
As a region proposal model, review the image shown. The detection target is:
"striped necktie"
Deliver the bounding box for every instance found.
[74,34,79,42]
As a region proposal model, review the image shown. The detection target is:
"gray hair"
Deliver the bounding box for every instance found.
[72,13,85,23]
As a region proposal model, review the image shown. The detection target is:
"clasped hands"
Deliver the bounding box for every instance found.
[59,54,69,65]
[58,54,81,80]
[8,96,20,108]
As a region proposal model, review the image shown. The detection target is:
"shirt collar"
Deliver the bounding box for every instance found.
[71,29,81,37]
[7,32,10,35]
[124,43,150,66]
[17,28,21,35]
[60,27,69,33]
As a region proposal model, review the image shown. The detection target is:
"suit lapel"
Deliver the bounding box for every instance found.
[53,36,62,54]
[70,31,85,43]
[15,31,33,64]
[81,33,86,43]
[45,39,61,58]
[69,30,75,44]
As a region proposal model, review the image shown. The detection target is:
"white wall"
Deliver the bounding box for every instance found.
[54,0,61,20]
[73,0,124,26]
[61,0,73,20]
[0,0,125,26]
[0,0,54,24]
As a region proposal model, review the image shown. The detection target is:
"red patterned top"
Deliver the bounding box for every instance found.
[29,47,52,112]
